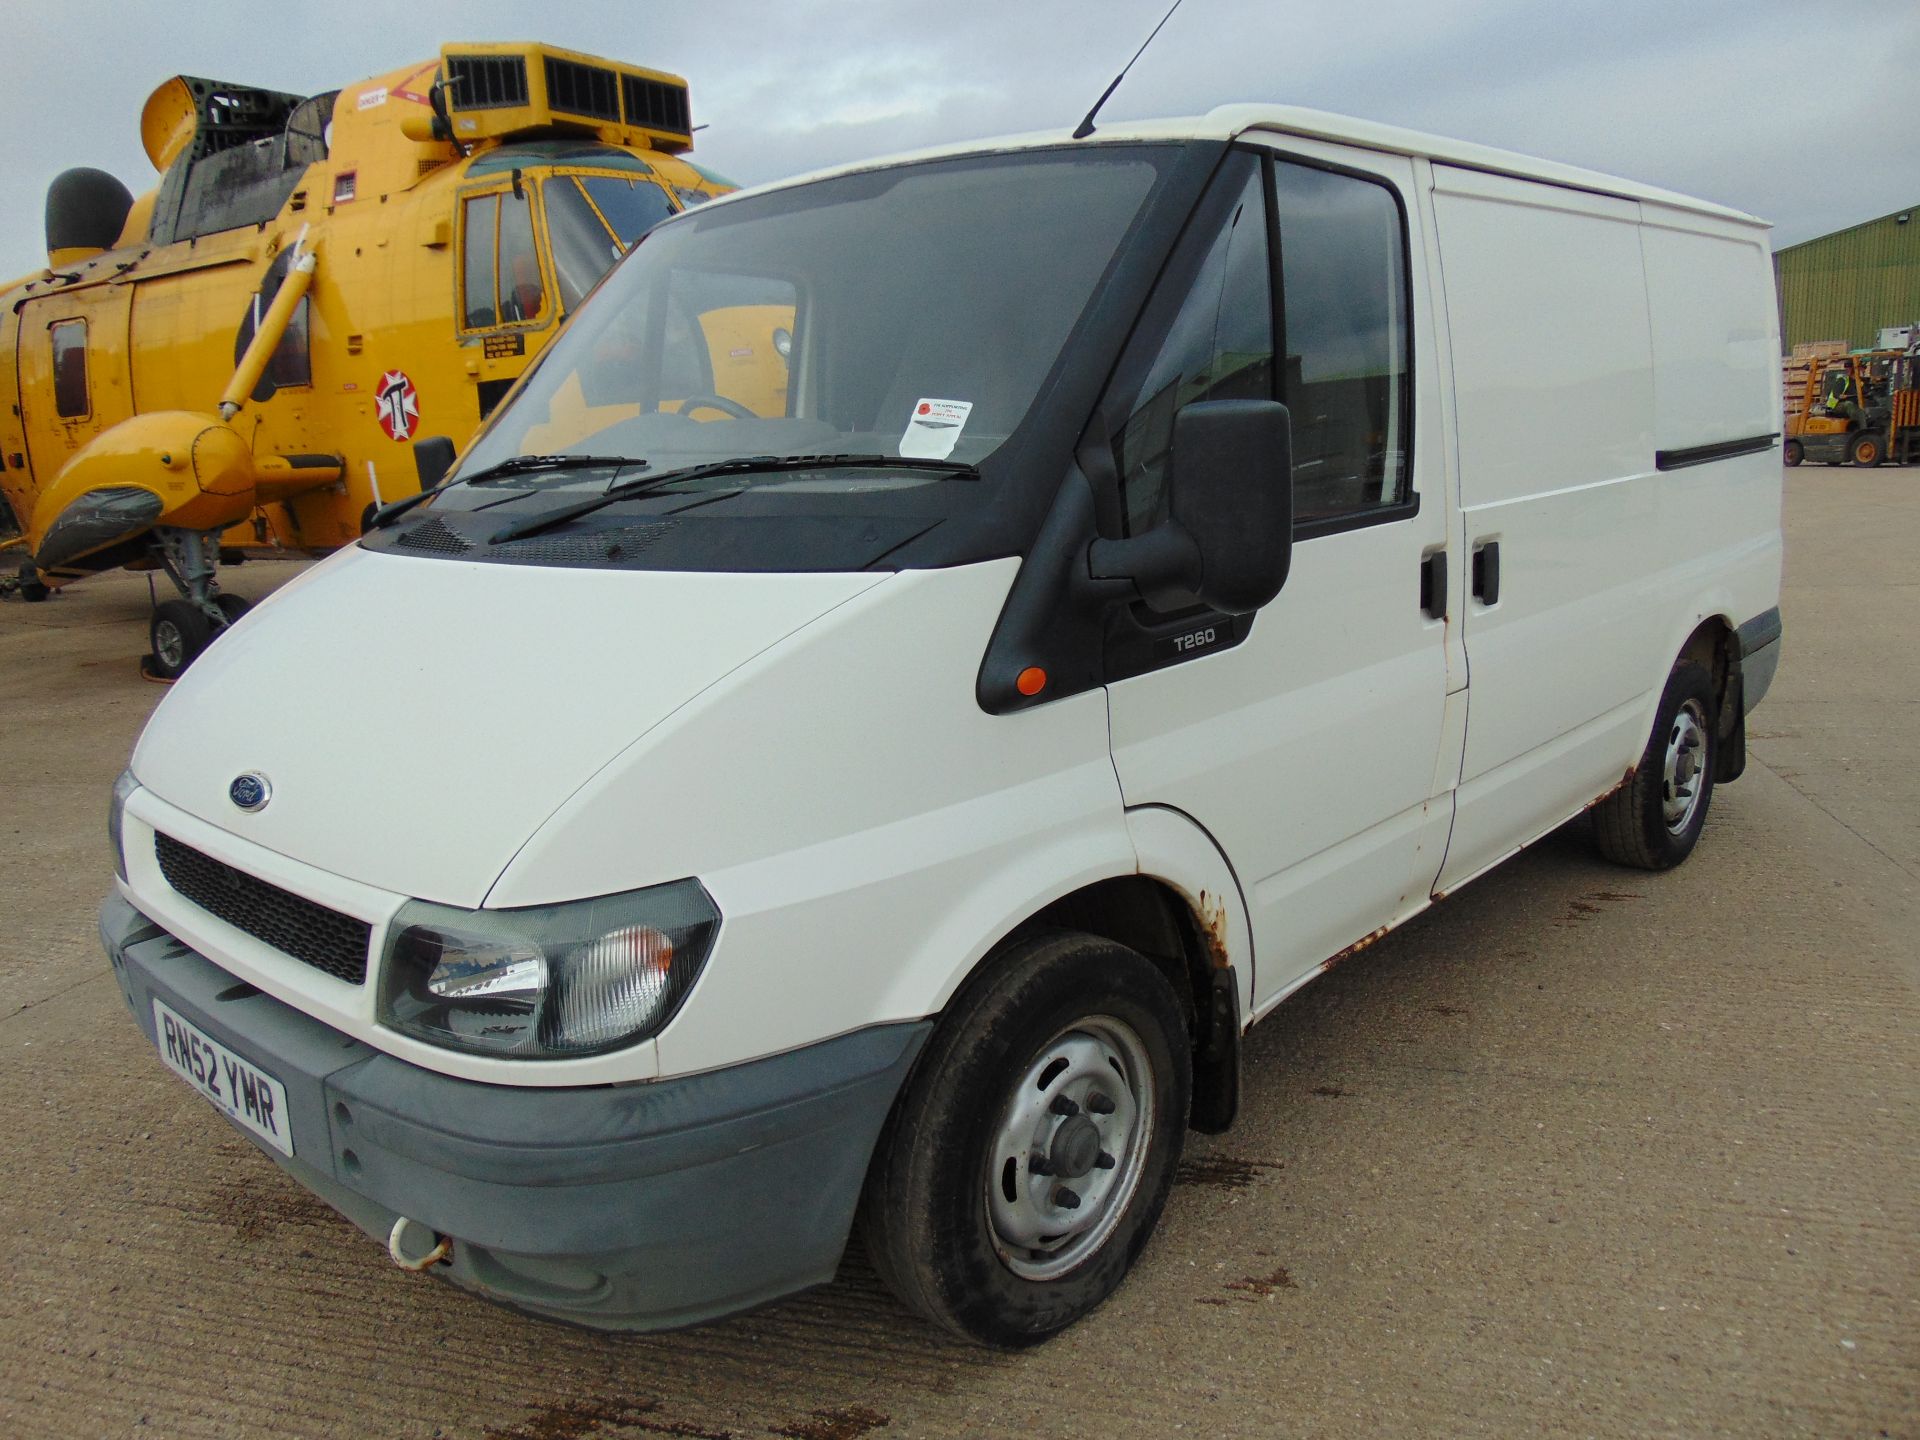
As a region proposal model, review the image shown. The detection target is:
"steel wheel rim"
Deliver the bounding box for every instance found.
[985,1015,1155,1282]
[153,619,186,671]
[1662,698,1709,834]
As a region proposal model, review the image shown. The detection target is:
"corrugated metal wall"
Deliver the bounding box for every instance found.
[1775,203,1920,351]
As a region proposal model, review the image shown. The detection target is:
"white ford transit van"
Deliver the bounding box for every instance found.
[102,106,1784,1347]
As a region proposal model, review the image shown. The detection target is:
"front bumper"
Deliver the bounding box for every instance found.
[102,892,928,1331]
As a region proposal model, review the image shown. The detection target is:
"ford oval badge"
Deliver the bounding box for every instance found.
[228,773,271,813]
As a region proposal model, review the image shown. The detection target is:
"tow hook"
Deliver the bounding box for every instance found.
[387,1215,453,1271]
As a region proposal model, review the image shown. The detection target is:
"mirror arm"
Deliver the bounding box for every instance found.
[1086,524,1202,606]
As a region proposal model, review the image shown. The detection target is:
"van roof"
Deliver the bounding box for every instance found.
[709,104,1768,230]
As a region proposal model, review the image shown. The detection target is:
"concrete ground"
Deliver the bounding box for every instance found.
[0,471,1914,1439]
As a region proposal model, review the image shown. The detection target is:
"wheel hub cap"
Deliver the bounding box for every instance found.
[985,1017,1155,1282]
[1662,699,1708,834]
[154,621,185,670]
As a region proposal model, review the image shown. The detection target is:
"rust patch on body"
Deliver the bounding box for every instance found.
[1584,765,1638,811]
[1320,926,1389,973]
[1175,1154,1284,1190]
[772,1405,890,1440]
[1196,889,1232,969]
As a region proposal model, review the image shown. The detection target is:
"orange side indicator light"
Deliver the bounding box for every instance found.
[1016,667,1048,697]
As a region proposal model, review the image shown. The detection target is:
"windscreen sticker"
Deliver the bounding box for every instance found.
[900,398,973,460]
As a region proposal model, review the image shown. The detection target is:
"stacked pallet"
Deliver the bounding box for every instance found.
[1781,342,1845,426]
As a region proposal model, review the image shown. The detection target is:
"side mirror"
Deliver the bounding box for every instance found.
[1087,399,1293,615]
[413,435,456,490]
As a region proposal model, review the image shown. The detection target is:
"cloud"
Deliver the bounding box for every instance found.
[0,1,1911,272]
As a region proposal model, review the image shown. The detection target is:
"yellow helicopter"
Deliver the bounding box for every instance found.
[0,42,738,675]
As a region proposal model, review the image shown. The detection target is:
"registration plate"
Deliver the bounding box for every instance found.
[152,998,294,1157]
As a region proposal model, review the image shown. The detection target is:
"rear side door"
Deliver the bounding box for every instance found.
[1103,143,1456,1014]
[1427,170,1664,893]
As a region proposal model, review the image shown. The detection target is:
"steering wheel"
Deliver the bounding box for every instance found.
[677,392,757,421]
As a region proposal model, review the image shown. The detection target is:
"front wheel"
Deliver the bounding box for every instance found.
[1783,439,1802,467]
[148,599,213,681]
[1593,658,1717,870]
[1850,432,1882,467]
[859,931,1191,1347]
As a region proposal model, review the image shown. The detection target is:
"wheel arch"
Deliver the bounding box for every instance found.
[928,805,1253,1136]
[1670,611,1746,783]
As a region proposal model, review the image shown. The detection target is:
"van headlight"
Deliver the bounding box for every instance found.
[377,880,720,1059]
[109,769,140,881]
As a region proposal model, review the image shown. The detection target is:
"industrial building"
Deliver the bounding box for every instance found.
[1775,203,1920,352]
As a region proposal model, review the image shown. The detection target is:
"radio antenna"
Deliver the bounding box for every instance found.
[1073,0,1187,140]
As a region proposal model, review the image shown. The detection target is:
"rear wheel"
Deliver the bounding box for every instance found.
[148,600,213,681]
[1593,658,1717,870]
[860,930,1190,1347]
[1851,432,1882,467]
[213,593,252,627]
[1783,439,1802,467]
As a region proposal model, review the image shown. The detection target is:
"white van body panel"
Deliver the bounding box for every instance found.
[130,546,888,909]
[487,562,1138,1076]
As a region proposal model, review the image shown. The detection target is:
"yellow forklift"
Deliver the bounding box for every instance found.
[1784,350,1920,467]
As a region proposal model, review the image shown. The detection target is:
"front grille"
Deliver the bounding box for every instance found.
[545,57,620,122]
[155,832,370,985]
[396,515,472,554]
[621,74,691,136]
[446,54,529,110]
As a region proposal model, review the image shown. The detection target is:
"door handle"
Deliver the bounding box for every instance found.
[1472,540,1501,605]
[1420,549,1447,619]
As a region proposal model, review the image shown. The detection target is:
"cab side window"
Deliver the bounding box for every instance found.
[1113,156,1272,535]
[1273,160,1410,524]
[51,319,89,419]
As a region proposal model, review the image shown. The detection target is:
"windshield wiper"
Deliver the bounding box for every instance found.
[487,453,978,545]
[368,454,645,530]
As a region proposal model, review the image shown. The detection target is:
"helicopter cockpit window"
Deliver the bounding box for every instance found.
[547,176,675,312]
[547,180,624,312]
[579,175,674,244]
[462,194,499,329]
[497,189,546,324]
[51,319,89,419]
[461,188,546,329]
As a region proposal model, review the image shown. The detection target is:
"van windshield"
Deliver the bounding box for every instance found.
[453,148,1174,491]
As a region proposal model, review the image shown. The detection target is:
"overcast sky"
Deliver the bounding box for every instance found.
[1,0,1912,273]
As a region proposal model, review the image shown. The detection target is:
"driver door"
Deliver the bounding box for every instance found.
[1103,145,1457,1013]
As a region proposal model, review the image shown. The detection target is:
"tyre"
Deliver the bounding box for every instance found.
[1593,658,1717,870]
[15,562,49,602]
[213,593,252,627]
[148,599,213,680]
[1783,439,1802,467]
[859,930,1191,1348]
[1850,432,1882,467]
